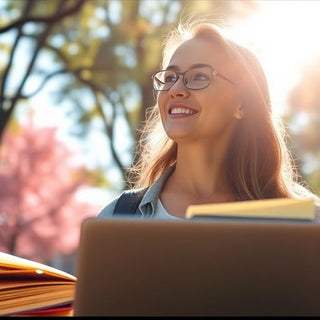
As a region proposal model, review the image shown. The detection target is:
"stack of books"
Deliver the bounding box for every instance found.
[0,252,76,316]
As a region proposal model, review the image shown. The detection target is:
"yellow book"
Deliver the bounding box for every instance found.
[0,252,76,316]
[186,197,315,220]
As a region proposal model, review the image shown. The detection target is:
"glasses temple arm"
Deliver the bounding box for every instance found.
[216,73,235,85]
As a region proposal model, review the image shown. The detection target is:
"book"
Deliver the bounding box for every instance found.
[185,197,315,222]
[0,251,76,316]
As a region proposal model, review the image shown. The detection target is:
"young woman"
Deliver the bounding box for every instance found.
[98,20,320,220]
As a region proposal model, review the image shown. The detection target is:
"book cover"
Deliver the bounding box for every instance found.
[0,252,76,316]
[185,197,315,221]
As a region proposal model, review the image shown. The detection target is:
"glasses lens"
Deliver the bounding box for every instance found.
[184,66,212,90]
[153,70,177,91]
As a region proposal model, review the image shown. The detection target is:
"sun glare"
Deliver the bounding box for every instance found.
[228,0,320,115]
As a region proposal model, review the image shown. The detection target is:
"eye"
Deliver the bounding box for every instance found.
[193,72,210,81]
[164,73,177,83]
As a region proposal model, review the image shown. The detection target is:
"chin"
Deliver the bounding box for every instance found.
[164,125,193,138]
[166,129,188,139]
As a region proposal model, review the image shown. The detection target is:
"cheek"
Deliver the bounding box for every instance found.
[206,90,239,117]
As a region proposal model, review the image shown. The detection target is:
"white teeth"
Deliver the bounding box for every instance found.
[170,108,195,114]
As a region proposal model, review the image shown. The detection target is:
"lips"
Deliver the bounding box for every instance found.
[168,104,198,115]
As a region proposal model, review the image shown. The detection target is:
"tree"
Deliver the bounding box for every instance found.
[0,117,100,264]
[0,0,86,140]
[0,0,176,190]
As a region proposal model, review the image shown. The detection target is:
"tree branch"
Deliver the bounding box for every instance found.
[0,0,86,34]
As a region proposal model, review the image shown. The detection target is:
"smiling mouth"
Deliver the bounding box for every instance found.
[169,107,197,115]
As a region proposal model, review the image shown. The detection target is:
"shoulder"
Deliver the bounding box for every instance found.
[97,166,175,219]
[97,188,148,218]
[97,195,119,218]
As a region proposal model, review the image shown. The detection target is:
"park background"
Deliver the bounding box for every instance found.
[1,0,320,275]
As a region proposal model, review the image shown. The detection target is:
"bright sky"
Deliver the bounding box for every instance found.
[228,0,320,115]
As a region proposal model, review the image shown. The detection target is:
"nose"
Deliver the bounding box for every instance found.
[168,75,189,98]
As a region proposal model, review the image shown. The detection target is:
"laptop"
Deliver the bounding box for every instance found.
[73,217,320,316]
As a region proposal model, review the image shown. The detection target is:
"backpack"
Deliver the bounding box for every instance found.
[113,188,148,216]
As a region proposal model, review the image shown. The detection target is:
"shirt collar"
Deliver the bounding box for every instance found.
[139,166,175,217]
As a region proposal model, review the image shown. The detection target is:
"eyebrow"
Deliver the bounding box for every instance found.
[166,63,212,71]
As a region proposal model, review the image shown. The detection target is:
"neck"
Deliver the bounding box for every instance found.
[167,144,236,201]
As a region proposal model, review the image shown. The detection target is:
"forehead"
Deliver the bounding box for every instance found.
[166,37,230,70]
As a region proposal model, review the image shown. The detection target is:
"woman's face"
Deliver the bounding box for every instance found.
[157,37,241,145]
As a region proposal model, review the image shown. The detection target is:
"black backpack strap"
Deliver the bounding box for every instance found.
[113,188,148,216]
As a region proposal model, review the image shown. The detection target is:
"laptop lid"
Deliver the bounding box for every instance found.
[73,217,320,316]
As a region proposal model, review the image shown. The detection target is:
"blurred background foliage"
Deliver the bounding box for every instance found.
[0,0,319,273]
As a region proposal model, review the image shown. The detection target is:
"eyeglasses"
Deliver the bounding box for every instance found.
[151,64,235,91]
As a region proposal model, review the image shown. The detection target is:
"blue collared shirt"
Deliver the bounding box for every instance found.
[97,166,175,219]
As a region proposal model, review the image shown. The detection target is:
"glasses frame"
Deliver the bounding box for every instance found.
[151,64,235,91]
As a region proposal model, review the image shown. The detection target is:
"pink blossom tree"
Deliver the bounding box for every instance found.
[0,118,101,264]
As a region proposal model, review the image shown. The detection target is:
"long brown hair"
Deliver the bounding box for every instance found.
[127,19,317,201]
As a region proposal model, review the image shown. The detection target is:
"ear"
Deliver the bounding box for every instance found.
[233,104,244,120]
